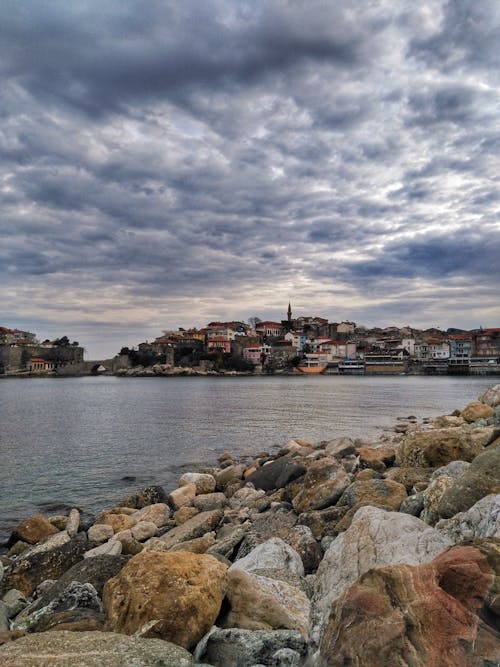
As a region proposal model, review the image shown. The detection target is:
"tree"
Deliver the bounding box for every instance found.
[248,316,261,329]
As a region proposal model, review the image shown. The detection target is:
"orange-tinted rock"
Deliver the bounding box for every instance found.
[357,447,395,471]
[9,515,59,546]
[319,546,499,667]
[103,550,227,650]
[292,458,350,513]
[173,506,199,525]
[461,400,495,423]
[94,513,135,533]
[396,427,485,468]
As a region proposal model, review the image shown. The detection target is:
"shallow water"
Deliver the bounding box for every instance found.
[0,374,494,544]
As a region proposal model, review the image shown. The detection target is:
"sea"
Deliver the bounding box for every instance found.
[0,374,495,546]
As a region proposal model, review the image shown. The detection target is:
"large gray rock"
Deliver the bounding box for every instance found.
[230,538,304,577]
[396,426,487,468]
[0,630,193,666]
[291,458,350,513]
[245,456,306,492]
[311,505,453,647]
[199,628,307,667]
[436,494,500,542]
[479,384,500,408]
[235,509,298,559]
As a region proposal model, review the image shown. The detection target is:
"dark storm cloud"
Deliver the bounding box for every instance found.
[0,0,499,355]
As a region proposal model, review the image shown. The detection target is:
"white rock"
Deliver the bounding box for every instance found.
[84,539,122,558]
[310,505,453,647]
[436,494,500,542]
[65,508,80,537]
[21,531,71,558]
[230,538,304,577]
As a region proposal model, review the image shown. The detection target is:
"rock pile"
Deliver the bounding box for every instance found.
[1,385,499,666]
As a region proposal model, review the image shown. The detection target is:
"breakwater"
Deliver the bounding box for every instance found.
[0,385,499,665]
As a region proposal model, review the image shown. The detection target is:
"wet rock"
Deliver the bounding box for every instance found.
[437,446,500,519]
[319,546,499,667]
[8,514,59,547]
[13,581,103,633]
[121,485,168,510]
[291,458,350,513]
[179,472,216,494]
[1,534,87,597]
[200,628,307,667]
[223,568,310,638]
[104,550,227,650]
[0,630,194,666]
[245,457,306,492]
[311,506,453,646]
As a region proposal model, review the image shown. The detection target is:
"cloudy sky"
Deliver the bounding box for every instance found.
[1,0,499,358]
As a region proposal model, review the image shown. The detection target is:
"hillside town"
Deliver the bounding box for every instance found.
[2,305,498,377]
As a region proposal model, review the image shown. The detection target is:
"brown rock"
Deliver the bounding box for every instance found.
[337,479,407,512]
[169,483,196,510]
[173,506,199,525]
[215,464,246,490]
[94,513,136,533]
[396,427,486,468]
[384,466,433,492]
[320,545,499,667]
[0,630,25,647]
[168,532,216,554]
[297,506,349,540]
[121,485,168,510]
[461,400,495,423]
[291,458,350,513]
[274,525,322,574]
[130,503,171,528]
[9,515,59,546]
[357,447,395,472]
[103,550,227,649]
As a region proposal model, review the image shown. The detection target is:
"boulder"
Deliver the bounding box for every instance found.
[436,495,500,542]
[384,466,434,492]
[154,510,223,550]
[0,630,193,666]
[174,506,199,524]
[291,458,351,513]
[168,532,216,554]
[2,590,28,618]
[169,483,196,510]
[223,568,310,638]
[130,521,158,542]
[130,503,170,527]
[479,384,500,408]
[297,506,348,540]
[311,506,453,646]
[17,530,71,558]
[437,446,500,519]
[396,426,487,468]
[324,437,356,459]
[357,446,395,471]
[274,524,322,574]
[8,514,59,546]
[233,509,298,559]
[84,540,122,558]
[230,538,304,577]
[199,628,307,667]
[319,546,499,667]
[13,581,103,633]
[421,475,455,525]
[94,513,136,533]
[193,492,228,512]
[215,464,246,490]
[121,485,168,510]
[179,472,216,494]
[104,550,227,650]
[337,478,407,512]
[245,456,306,492]
[207,523,250,559]
[461,400,495,423]
[1,534,87,597]
[87,524,114,543]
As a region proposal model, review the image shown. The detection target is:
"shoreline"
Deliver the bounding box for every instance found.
[0,385,499,665]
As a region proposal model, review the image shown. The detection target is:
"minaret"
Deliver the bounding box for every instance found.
[287,302,292,322]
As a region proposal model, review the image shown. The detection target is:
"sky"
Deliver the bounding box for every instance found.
[1,0,499,359]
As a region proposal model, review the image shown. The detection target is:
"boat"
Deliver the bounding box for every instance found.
[297,364,327,374]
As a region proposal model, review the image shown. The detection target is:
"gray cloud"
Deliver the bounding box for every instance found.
[0,1,499,357]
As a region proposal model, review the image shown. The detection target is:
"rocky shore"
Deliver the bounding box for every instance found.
[0,387,499,666]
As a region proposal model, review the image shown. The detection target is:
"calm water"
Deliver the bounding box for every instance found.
[0,375,494,545]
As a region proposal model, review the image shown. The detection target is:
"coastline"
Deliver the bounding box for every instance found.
[0,385,499,665]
